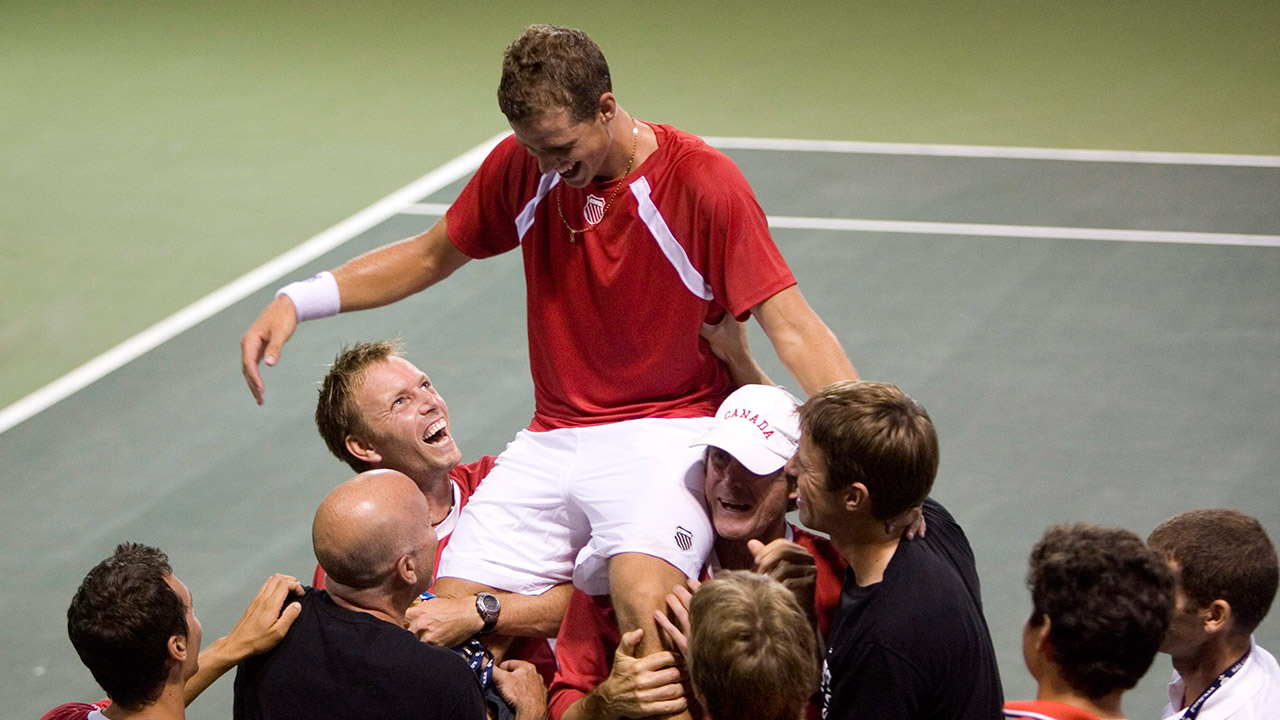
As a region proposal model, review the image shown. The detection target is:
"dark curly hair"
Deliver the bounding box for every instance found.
[1028,524,1174,698]
[1148,508,1278,635]
[67,543,188,710]
[498,24,612,123]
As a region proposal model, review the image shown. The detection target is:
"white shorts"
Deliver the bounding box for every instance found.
[435,417,714,595]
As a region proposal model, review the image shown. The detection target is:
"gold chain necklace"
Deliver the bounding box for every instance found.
[555,119,639,242]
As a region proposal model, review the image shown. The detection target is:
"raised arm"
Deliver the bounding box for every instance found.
[240,217,470,403]
[751,285,858,396]
[183,574,303,705]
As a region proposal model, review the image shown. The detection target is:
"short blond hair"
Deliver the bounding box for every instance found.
[690,571,818,720]
[315,340,403,472]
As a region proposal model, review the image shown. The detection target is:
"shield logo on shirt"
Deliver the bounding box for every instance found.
[583,194,606,226]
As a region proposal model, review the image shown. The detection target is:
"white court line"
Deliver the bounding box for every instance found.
[402,203,1280,248]
[765,216,1280,247]
[4,133,1277,435]
[0,132,507,437]
[704,137,1280,167]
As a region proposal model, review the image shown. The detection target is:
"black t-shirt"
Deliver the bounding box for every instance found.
[821,499,1003,720]
[233,587,485,720]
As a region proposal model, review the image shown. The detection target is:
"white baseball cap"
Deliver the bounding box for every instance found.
[692,384,802,475]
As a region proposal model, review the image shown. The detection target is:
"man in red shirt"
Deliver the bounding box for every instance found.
[241,24,856,684]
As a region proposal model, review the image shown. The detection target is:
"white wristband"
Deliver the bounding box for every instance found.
[276,271,341,322]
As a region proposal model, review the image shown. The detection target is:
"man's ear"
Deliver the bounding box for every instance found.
[168,633,189,663]
[1033,616,1053,655]
[345,435,382,465]
[1202,599,1233,635]
[844,483,869,513]
[597,92,617,123]
[396,552,419,588]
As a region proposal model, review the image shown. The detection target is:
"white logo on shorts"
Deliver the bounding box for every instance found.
[674,526,693,552]
[583,194,606,225]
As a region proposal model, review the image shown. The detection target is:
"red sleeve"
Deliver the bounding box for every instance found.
[41,700,110,720]
[684,147,796,319]
[548,591,620,720]
[507,636,559,688]
[791,526,848,639]
[448,456,497,503]
[311,563,326,590]
[445,136,540,260]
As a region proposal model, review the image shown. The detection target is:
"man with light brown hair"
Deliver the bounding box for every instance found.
[1149,509,1279,720]
[788,380,1002,720]
[688,570,818,720]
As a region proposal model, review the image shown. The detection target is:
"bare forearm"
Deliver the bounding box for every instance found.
[332,219,469,312]
[496,583,572,638]
[754,286,857,395]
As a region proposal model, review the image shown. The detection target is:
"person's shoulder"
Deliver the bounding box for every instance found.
[40,700,110,720]
[650,123,745,184]
[1002,699,1101,720]
[450,456,497,494]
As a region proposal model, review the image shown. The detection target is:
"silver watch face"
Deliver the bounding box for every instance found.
[477,592,500,620]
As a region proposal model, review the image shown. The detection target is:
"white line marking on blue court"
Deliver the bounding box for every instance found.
[705,137,1280,167]
[0,133,508,436]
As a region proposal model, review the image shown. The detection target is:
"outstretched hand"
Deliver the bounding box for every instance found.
[240,295,298,405]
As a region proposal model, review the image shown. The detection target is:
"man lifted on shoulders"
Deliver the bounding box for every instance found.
[240,25,855,706]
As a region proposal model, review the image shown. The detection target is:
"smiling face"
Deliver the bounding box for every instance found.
[704,447,792,543]
[787,435,842,535]
[510,104,616,188]
[347,356,461,480]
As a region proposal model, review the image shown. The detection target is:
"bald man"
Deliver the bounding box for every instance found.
[232,470,547,720]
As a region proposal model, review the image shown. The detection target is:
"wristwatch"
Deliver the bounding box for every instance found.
[475,592,500,635]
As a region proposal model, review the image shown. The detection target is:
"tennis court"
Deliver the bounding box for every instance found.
[4,131,1278,718]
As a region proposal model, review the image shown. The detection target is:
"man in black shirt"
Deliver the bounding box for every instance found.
[786,381,1002,719]
[233,469,546,720]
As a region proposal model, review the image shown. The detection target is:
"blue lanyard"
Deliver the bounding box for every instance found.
[419,592,495,689]
[1181,647,1251,720]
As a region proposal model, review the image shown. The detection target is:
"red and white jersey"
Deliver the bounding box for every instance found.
[447,123,796,431]
[40,700,110,720]
[547,524,845,720]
